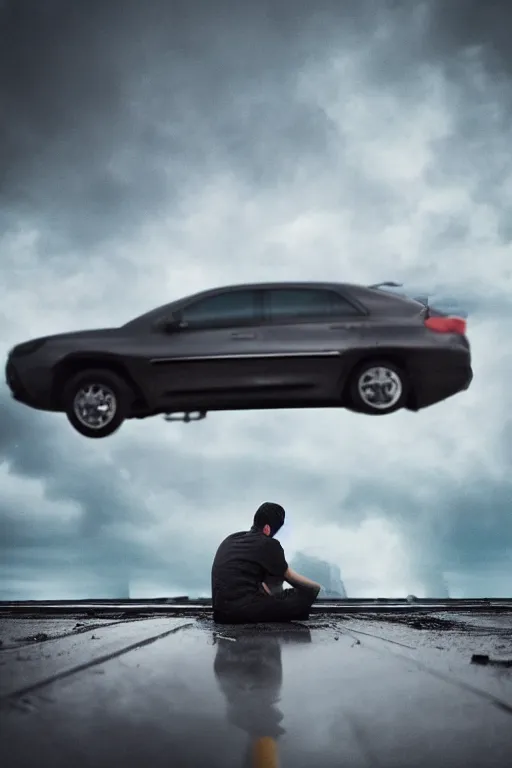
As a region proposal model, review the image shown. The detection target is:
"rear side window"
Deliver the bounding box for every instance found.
[266,288,360,321]
[181,289,261,328]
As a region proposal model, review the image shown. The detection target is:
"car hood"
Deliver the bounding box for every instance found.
[1,601,512,767]
[44,327,121,342]
[9,328,121,355]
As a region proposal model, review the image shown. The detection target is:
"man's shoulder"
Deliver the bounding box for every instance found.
[225,530,247,542]
[216,530,284,554]
[217,531,249,549]
[261,535,284,552]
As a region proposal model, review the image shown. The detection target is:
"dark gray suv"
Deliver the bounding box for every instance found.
[5,281,472,438]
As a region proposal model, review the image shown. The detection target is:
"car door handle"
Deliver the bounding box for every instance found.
[231,332,256,339]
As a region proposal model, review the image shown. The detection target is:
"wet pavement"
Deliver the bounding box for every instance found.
[1,601,512,767]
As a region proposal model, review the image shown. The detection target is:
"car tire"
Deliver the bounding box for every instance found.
[62,369,132,438]
[348,359,408,415]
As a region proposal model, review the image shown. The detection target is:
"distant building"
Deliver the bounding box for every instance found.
[290,553,347,598]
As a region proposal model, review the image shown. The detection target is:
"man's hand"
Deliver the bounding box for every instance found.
[284,567,321,593]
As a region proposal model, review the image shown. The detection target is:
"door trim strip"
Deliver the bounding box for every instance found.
[150,351,341,364]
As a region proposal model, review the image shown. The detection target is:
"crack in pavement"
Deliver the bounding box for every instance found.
[0,621,194,708]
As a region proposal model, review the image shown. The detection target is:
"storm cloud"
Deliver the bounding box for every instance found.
[1,0,511,598]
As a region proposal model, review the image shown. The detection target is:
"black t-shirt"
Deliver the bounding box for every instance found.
[211,529,288,611]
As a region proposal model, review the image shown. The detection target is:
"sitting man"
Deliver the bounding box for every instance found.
[211,501,321,624]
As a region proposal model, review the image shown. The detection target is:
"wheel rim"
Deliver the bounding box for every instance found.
[357,366,403,410]
[73,384,117,430]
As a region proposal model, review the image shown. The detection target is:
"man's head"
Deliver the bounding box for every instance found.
[253,502,286,537]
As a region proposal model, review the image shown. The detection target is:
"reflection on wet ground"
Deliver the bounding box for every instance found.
[2,604,512,767]
[213,624,311,767]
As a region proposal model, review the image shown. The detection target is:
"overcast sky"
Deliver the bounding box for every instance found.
[1,0,511,599]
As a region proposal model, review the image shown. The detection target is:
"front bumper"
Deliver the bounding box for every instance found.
[5,358,55,411]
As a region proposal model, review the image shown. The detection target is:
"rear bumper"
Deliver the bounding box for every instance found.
[410,358,473,410]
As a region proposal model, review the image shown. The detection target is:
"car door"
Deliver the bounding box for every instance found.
[257,287,366,399]
[146,287,266,407]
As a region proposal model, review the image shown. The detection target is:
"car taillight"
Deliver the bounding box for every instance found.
[424,316,467,335]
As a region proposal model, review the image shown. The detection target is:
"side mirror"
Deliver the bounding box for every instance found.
[157,312,185,333]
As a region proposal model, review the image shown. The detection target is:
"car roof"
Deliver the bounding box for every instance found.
[123,281,347,327]
[179,280,350,293]
[124,280,422,327]
[185,281,425,313]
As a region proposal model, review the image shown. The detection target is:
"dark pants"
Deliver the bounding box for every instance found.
[214,584,319,624]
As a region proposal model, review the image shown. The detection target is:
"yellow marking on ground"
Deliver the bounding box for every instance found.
[252,737,279,768]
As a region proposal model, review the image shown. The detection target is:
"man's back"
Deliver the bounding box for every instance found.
[210,502,320,624]
[211,529,288,615]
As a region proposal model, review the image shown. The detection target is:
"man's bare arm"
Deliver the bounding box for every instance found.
[284,567,321,592]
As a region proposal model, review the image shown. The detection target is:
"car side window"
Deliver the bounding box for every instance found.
[266,289,360,321]
[180,290,260,328]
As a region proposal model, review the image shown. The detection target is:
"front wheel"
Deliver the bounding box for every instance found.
[348,360,408,415]
[62,369,131,438]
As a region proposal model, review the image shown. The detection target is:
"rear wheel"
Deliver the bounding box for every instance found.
[348,360,408,415]
[62,369,132,438]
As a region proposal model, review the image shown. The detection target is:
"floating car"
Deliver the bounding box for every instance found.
[5,281,472,438]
